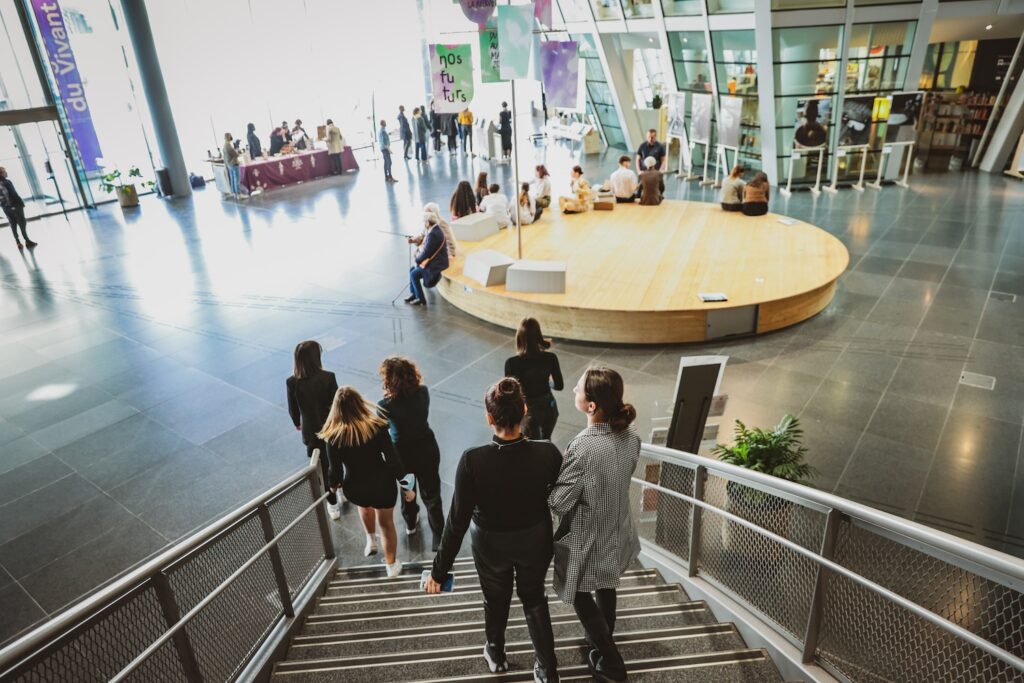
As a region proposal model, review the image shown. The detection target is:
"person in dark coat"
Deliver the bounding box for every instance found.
[446,114,459,153]
[246,123,262,159]
[498,102,513,160]
[637,156,665,206]
[405,213,450,306]
[268,127,285,155]
[286,341,340,518]
[430,102,443,152]
[398,105,412,159]
[0,167,35,249]
[504,317,563,441]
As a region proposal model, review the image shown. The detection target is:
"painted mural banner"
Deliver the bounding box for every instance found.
[30,0,103,171]
[540,41,579,109]
[497,4,531,80]
[430,44,474,113]
[479,25,502,83]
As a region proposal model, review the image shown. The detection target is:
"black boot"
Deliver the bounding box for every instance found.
[587,648,627,683]
[523,603,558,681]
[577,608,626,682]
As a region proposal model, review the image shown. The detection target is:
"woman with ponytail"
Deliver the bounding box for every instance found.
[548,367,640,683]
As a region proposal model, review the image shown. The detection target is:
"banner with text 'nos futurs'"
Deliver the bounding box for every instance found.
[431,44,474,114]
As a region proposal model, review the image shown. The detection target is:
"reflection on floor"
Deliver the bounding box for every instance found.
[0,140,1022,647]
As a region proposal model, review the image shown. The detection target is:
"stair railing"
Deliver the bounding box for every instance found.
[632,443,1024,682]
[0,451,335,683]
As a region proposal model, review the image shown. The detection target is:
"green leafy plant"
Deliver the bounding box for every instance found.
[713,414,816,486]
[99,166,155,194]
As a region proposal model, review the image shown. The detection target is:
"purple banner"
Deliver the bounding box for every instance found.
[541,41,579,109]
[30,0,103,172]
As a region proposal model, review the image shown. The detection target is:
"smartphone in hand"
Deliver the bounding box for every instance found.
[420,570,454,592]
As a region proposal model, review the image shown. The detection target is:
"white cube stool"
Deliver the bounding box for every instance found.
[464,249,516,287]
[451,213,499,241]
[506,260,567,294]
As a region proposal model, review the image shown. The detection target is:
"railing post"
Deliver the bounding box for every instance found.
[308,450,336,560]
[256,504,295,619]
[151,572,204,683]
[687,466,706,578]
[802,508,843,664]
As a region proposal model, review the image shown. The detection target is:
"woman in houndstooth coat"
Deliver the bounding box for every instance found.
[549,367,640,683]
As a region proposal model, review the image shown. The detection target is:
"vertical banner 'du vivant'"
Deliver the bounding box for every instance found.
[430,44,474,114]
[30,0,103,172]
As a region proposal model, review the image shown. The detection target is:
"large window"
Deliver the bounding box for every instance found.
[577,34,627,148]
[707,0,755,13]
[0,3,50,110]
[711,29,760,170]
[846,21,917,94]
[661,0,703,16]
[920,41,977,91]
[632,49,668,109]
[621,0,656,19]
[590,0,623,20]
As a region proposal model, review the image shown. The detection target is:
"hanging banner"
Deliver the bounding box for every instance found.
[535,0,552,30]
[497,5,532,80]
[540,41,578,109]
[29,0,103,172]
[430,44,474,114]
[479,26,502,83]
[690,93,712,145]
[459,0,496,27]
[666,92,686,139]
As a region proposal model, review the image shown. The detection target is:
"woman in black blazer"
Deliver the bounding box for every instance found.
[286,340,340,519]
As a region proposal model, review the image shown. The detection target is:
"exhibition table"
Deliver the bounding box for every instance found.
[238,147,358,192]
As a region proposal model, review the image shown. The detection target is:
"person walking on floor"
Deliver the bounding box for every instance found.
[504,318,563,441]
[549,367,641,683]
[412,107,429,162]
[325,118,345,175]
[0,167,36,250]
[446,114,459,153]
[286,341,341,520]
[378,120,397,183]
[498,101,513,161]
[430,102,443,152]
[378,356,445,552]
[222,133,246,200]
[398,105,412,160]
[426,378,562,682]
[319,386,414,577]
[458,107,475,155]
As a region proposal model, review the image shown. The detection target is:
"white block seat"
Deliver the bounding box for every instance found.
[464,249,516,287]
[451,213,499,241]
[506,260,567,294]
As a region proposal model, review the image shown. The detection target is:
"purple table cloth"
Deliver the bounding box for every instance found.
[240,147,358,192]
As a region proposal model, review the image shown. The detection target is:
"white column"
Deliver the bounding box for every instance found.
[753,3,778,186]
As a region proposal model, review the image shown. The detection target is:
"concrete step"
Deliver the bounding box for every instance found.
[288,602,720,660]
[301,583,691,634]
[273,628,768,683]
[331,557,477,582]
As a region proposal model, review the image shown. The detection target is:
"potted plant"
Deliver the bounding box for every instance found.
[712,415,815,551]
[651,93,663,110]
[99,166,154,208]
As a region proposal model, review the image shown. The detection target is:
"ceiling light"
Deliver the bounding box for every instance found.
[683,37,688,42]
[985,24,992,30]
[648,38,654,43]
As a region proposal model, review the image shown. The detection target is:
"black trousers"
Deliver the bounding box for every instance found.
[742,202,768,216]
[328,152,342,175]
[471,521,557,673]
[397,432,445,542]
[4,207,29,242]
[307,440,337,505]
[523,395,558,441]
[721,202,742,212]
[574,589,624,675]
[403,136,412,158]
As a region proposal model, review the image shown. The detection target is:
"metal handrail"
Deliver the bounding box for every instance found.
[633,478,1024,674]
[639,443,1024,588]
[0,451,331,679]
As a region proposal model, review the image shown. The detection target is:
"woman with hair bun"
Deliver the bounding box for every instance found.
[426,378,561,682]
[549,367,641,683]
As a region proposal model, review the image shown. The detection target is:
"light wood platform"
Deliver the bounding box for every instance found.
[437,199,849,344]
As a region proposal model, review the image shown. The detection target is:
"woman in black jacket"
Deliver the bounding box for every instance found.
[286,341,339,519]
[246,122,262,158]
[504,318,563,441]
[426,378,561,682]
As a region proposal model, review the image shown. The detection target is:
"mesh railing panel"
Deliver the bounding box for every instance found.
[697,474,827,642]
[267,481,325,600]
[632,458,694,563]
[8,584,184,683]
[121,640,187,683]
[816,520,1024,682]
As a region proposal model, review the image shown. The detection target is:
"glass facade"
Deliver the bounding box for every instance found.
[661,0,703,16]
[712,29,760,170]
[578,34,627,148]
[846,21,917,94]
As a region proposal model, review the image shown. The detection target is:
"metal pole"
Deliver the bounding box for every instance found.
[151,572,204,683]
[802,508,843,664]
[687,466,706,578]
[512,79,523,260]
[257,504,295,619]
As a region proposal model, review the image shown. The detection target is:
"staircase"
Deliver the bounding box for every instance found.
[271,557,784,682]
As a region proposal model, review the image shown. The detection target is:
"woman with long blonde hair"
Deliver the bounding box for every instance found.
[319,386,414,577]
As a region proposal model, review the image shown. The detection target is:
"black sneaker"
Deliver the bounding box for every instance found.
[405,299,426,307]
[587,650,626,683]
[482,643,508,673]
[25,240,37,248]
[533,661,558,682]
[404,295,418,303]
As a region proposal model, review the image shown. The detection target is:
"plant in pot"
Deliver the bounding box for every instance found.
[651,92,663,109]
[99,166,154,208]
[712,414,816,552]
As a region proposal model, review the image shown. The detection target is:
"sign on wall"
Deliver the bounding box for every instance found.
[690,93,712,145]
[29,0,103,171]
[540,41,579,109]
[430,44,474,113]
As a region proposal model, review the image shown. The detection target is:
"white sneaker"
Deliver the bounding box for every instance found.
[386,561,403,578]
[364,535,378,557]
[406,518,419,536]
[327,502,341,520]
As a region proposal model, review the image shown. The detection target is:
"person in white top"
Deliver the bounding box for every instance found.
[609,155,638,203]
[509,182,536,226]
[478,183,511,229]
[530,165,552,210]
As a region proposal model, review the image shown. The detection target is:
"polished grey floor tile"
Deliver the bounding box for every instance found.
[865,393,948,452]
[0,475,102,546]
[0,436,48,477]
[28,399,139,453]
[0,582,46,644]
[837,433,932,515]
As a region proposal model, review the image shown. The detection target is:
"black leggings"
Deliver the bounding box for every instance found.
[721,202,742,212]
[5,207,29,242]
[523,395,558,441]
[397,432,445,543]
[574,589,624,674]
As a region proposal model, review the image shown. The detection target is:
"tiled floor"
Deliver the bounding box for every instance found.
[0,138,1022,646]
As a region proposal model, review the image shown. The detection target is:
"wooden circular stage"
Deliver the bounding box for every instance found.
[437,199,849,344]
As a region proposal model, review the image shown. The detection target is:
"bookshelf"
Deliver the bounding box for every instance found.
[918,92,996,169]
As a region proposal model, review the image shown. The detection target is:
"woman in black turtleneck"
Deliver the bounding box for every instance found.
[504,317,563,441]
[426,378,561,683]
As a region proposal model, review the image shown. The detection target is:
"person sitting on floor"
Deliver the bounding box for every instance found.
[509,182,536,227]
[637,156,664,206]
[559,166,592,214]
[720,165,745,212]
[450,180,478,220]
[609,155,638,203]
[479,183,511,229]
[742,172,770,216]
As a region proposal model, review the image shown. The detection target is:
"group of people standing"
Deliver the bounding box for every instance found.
[286,317,641,682]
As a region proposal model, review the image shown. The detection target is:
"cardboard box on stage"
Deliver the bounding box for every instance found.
[506,260,567,294]
[452,213,500,241]
[594,199,615,210]
[464,249,515,287]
